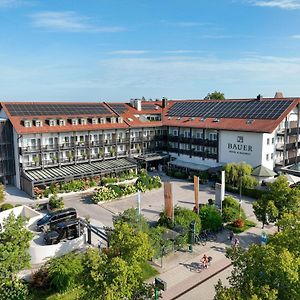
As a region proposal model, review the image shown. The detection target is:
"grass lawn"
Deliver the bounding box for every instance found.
[29,287,82,300]
[225,219,256,233]
[141,262,159,280]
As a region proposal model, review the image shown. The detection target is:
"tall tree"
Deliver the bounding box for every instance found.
[253,175,300,228]
[214,213,300,300]
[204,91,225,100]
[0,213,33,300]
[0,213,33,280]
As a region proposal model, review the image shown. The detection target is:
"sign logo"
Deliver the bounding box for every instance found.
[237,136,244,143]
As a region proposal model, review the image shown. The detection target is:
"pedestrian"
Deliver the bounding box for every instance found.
[233,237,239,248]
[201,254,209,268]
[229,230,234,242]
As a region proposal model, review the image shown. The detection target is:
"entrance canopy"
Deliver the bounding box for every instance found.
[169,159,211,171]
[137,152,169,162]
[22,158,137,185]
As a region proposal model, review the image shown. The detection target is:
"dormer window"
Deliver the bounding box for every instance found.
[100,118,106,124]
[49,119,56,126]
[118,117,123,123]
[111,117,116,124]
[72,119,78,125]
[92,118,98,124]
[59,119,66,126]
[24,120,32,128]
[80,118,87,125]
[35,120,42,127]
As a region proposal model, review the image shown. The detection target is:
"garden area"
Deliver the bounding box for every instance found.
[32,169,162,201]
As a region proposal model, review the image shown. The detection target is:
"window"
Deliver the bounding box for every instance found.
[100,118,106,124]
[92,118,98,124]
[59,119,65,126]
[35,120,42,127]
[173,130,178,136]
[266,154,269,160]
[267,138,270,145]
[81,118,87,125]
[49,119,56,126]
[24,120,32,127]
[72,119,78,125]
[271,153,274,160]
[272,138,274,144]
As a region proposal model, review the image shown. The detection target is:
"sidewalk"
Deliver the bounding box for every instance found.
[148,223,276,300]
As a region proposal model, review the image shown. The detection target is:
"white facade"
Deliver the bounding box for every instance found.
[219,130,276,169]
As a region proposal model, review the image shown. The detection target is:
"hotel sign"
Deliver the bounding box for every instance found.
[227,136,253,156]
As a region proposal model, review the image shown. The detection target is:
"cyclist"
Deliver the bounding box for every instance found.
[201,254,209,268]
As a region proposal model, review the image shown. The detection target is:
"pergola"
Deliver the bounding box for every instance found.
[21,158,137,197]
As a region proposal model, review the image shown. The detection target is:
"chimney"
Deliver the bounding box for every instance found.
[162,97,168,108]
[274,91,284,98]
[257,94,263,101]
[130,99,142,111]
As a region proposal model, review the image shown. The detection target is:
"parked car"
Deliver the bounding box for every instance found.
[44,218,84,245]
[37,208,77,231]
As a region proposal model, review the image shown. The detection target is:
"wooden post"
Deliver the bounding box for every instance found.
[164,182,173,220]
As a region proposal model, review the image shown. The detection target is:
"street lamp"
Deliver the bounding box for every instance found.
[238,169,243,218]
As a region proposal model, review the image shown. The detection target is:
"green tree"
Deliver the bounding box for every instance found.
[199,205,223,231]
[224,162,257,188]
[204,91,225,100]
[47,252,84,292]
[214,213,300,300]
[253,175,300,228]
[0,213,33,300]
[0,184,5,203]
[82,223,154,300]
[0,213,33,280]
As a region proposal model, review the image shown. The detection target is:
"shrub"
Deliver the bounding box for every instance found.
[174,171,188,179]
[48,194,64,210]
[31,266,50,288]
[233,218,245,228]
[222,196,239,209]
[199,205,223,232]
[92,186,118,203]
[0,203,14,211]
[121,184,137,195]
[0,184,5,203]
[47,252,84,292]
[108,184,123,198]
[0,279,29,300]
[101,177,118,185]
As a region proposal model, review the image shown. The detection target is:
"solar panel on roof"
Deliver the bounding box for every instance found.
[109,103,128,114]
[167,100,292,120]
[6,103,114,117]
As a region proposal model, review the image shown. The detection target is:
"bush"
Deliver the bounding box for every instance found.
[225,184,267,199]
[0,184,5,203]
[222,196,246,222]
[47,252,84,292]
[92,186,118,203]
[222,196,239,209]
[199,205,223,232]
[48,194,64,210]
[101,177,118,185]
[233,218,245,228]
[0,279,28,300]
[121,184,137,196]
[226,219,256,233]
[108,185,123,198]
[158,207,201,244]
[0,203,14,211]
[31,266,50,288]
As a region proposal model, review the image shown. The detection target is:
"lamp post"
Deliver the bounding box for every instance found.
[238,169,243,218]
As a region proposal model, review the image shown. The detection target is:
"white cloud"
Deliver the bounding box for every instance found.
[292,34,300,38]
[163,50,196,54]
[249,0,300,9]
[110,50,149,55]
[160,20,207,27]
[0,0,29,7]
[31,11,125,32]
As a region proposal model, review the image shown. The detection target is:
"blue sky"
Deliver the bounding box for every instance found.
[0,0,300,101]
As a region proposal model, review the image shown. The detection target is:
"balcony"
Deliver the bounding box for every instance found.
[43,160,59,167]
[132,137,143,143]
[59,142,74,149]
[19,146,40,154]
[41,144,58,151]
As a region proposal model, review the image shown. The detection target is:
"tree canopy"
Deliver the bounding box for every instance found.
[214,212,300,300]
[204,91,225,100]
[253,175,300,228]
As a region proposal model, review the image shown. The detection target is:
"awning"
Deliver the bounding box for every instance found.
[169,159,211,171]
[22,158,137,184]
[252,165,276,177]
[137,153,168,162]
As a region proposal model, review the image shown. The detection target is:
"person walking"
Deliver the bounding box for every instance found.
[229,230,234,242]
[233,237,239,248]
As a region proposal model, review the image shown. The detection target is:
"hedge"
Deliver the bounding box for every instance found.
[225,184,268,199]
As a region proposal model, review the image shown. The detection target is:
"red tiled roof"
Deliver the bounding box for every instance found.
[1,97,299,134]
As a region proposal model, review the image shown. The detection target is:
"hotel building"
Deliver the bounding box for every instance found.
[0,94,299,197]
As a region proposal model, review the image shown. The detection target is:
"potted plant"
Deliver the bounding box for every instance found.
[110,148,116,157]
[33,156,40,166]
[67,152,73,162]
